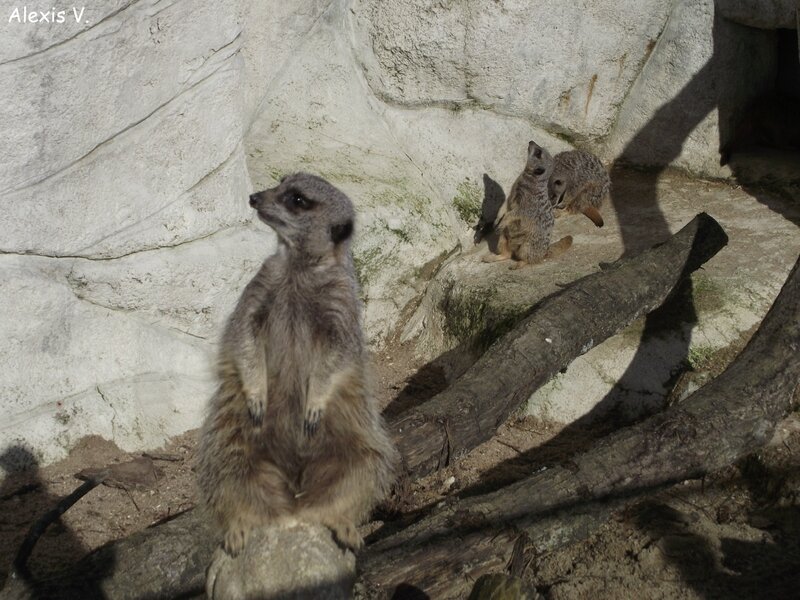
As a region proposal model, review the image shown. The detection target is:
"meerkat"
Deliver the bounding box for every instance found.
[196,173,398,556]
[548,150,610,228]
[483,140,572,269]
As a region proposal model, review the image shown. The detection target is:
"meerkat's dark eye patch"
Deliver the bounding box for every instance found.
[282,190,315,211]
[330,220,353,244]
[533,167,546,175]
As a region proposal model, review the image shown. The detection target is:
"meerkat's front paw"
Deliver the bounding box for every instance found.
[245,388,267,423]
[303,407,323,436]
[222,524,250,556]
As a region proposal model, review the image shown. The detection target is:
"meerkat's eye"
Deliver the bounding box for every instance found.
[284,192,311,210]
[533,167,546,175]
[554,179,563,186]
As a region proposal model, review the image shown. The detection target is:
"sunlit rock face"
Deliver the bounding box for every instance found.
[0,0,789,470]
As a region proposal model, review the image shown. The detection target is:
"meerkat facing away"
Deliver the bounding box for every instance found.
[548,150,610,228]
[196,173,398,556]
[483,141,572,269]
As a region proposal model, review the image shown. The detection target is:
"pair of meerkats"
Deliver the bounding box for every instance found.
[483,141,610,268]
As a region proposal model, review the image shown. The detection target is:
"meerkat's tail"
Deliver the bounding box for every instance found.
[582,206,604,227]
[545,235,573,259]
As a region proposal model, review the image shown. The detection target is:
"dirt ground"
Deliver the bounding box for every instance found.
[0,329,798,599]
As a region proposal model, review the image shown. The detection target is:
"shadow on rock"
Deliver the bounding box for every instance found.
[473,173,506,253]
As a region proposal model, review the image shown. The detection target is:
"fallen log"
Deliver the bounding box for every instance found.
[394,212,728,478]
[357,255,800,598]
[0,214,728,599]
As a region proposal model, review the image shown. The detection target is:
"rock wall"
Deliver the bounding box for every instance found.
[0,0,793,471]
[0,0,258,471]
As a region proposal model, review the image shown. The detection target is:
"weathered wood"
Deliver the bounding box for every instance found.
[0,510,213,600]
[467,574,543,600]
[357,255,800,598]
[0,214,729,599]
[394,213,728,478]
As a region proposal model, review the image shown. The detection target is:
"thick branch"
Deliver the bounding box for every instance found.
[358,255,800,598]
[394,213,728,478]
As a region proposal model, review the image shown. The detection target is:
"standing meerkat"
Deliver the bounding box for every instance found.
[548,150,611,228]
[483,140,572,269]
[196,173,398,556]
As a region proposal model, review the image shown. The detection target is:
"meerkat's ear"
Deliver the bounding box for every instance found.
[330,220,354,244]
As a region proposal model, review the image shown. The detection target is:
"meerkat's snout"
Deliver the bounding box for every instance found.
[249,193,260,208]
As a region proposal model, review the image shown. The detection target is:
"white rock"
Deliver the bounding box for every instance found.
[604,0,778,176]
[352,0,673,139]
[0,254,215,471]
[66,225,274,339]
[206,522,355,600]
[0,0,243,198]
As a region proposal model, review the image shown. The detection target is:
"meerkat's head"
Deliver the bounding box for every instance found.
[548,169,568,209]
[526,140,552,178]
[248,173,355,261]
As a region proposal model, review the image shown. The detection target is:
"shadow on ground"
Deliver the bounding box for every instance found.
[0,447,113,598]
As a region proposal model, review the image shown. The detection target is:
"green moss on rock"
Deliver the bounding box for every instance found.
[452,179,483,223]
[442,283,530,351]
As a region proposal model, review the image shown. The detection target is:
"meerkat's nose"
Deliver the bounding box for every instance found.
[249,193,259,208]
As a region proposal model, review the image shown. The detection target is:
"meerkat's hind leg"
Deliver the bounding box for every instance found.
[508,259,529,270]
[222,516,252,556]
[202,453,295,556]
[324,516,364,551]
[295,444,387,552]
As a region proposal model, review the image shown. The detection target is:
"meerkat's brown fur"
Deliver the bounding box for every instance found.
[196,173,398,555]
[484,141,572,269]
[548,150,610,228]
